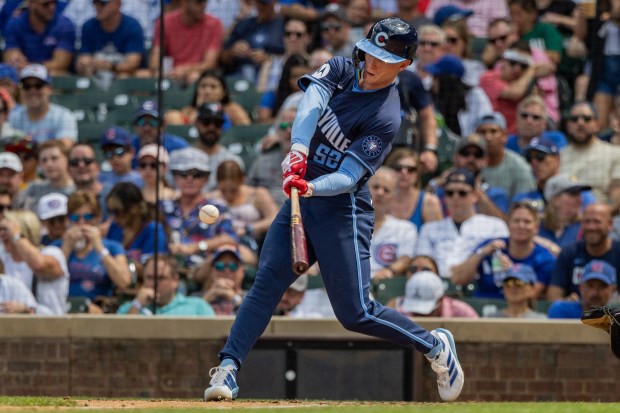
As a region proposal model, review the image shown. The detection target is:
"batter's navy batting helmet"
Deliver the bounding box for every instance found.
[353,18,418,66]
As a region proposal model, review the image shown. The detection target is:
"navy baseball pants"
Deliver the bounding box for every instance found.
[219,187,436,367]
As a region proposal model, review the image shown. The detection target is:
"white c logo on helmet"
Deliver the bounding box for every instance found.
[374,31,388,47]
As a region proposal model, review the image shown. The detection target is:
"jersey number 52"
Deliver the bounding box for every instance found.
[313,143,342,170]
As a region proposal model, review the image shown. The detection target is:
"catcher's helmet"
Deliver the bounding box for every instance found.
[353,18,418,65]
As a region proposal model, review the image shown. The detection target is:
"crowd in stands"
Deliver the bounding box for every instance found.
[0,0,619,320]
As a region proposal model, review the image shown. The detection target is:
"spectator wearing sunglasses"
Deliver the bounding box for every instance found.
[441,19,486,87]
[197,244,246,316]
[416,168,509,279]
[3,0,76,76]
[58,191,130,303]
[22,139,75,212]
[8,65,77,149]
[67,143,105,209]
[561,102,620,203]
[194,102,244,191]
[136,144,177,206]
[131,100,189,169]
[319,4,355,58]
[99,126,143,190]
[481,18,520,69]
[505,95,568,154]
[37,192,68,246]
[4,137,38,189]
[485,264,546,319]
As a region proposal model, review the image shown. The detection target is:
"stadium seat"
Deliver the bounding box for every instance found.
[221,124,270,169]
[66,296,90,313]
[307,274,324,289]
[373,276,407,305]
[166,124,199,140]
[51,75,93,93]
[461,297,506,317]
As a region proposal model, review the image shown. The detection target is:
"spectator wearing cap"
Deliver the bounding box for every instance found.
[197,244,246,316]
[481,18,520,69]
[67,143,105,209]
[76,0,145,78]
[22,139,75,212]
[163,148,237,272]
[117,254,215,316]
[561,102,620,203]
[430,133,510,220]
[476,112,536,199]
[513,137,595,215]
[425,55,492,136]
[479,47,539,134]
[99,126,143,190]
[391,270,478,318]
[394,0,432,31]
[548,260,617,319]
[320,4,355,58]
[416,168,509,278]
[221,0,285,82]
[505,95,568,154]
[485,264,547,318]
[37,192,68,246]
[3,0,76,75]
[274,274,308,316]
[539,174,591,249]
[0,152,25,208]
[547,203,620,301]
[194,101,244,192]
[131,100,189,169]
[426,1,509,39]
[8,65,77,149]
[4,138,37,189]
[147,0,223,85]
[136,144,177,205]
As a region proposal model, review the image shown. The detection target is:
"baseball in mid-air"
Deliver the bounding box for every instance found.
[199,204,219,224]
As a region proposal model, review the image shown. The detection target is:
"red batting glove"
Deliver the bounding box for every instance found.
[281,145,308,179]
[283,175,313,198]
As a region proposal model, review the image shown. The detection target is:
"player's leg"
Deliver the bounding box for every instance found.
[204,201,317,401]
[308,192,463,401]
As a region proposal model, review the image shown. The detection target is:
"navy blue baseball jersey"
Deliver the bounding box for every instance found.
[299,57,401,182]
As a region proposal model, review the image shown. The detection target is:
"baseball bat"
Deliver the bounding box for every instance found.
[290,187,309,275]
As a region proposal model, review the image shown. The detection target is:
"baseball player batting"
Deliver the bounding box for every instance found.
[204,18,464,402]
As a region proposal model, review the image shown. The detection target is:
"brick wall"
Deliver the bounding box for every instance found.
[0,317,619,401]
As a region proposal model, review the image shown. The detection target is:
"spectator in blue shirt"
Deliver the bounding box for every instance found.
[76,0,144,78]
[99,126,143,190]
[4,0,75,75]
[548,260,617,319]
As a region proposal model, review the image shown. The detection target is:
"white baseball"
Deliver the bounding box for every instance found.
[199,204,219,224]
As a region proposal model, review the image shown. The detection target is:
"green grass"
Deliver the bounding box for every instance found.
[2,398,620,413]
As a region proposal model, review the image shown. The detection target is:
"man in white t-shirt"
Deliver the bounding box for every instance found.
[416,168,509,278]
[369,167,417,279]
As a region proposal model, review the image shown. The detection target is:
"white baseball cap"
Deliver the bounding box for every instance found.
[169,147,210,173]
[37,193,68,220]
[138,144,170,164]
[402,271,445,315]
[20,64,50,83]
[0,152,23,172]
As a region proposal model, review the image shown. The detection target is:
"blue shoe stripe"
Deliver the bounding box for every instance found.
[449,368,458,386]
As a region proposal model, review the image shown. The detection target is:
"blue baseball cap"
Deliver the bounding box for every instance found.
[444,167,476,189]
[524,136,559,156]
[475,112,507,131]
[581,260,617,286]
[424,55,465,78]
[135,100,159,120]
[504,264,537,285]
[0,64,19,84]
[100,126,132,148]
[433,5,474,27]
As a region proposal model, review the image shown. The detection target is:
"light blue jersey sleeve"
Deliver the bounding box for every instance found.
[310,156,367,196]
[290,82,331,150]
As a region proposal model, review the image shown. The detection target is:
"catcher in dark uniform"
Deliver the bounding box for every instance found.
[582,305,620,359]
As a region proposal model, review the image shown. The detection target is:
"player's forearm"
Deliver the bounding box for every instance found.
[291,83,330,150]
[311,156,366,196]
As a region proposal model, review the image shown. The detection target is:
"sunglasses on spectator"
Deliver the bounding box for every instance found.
[92,0,109,6]
[519,112,543,121]
[22,82,46,91]
[525,152,547,163]
[199,118,224,128]
[321,23,342,32]
[69,157,95,167]
[138,161,158,170]
[446,36,460,45]
[0,203,11,213]
[408,265,434,273]
[489,34,509,45]
[104,147,128,159]
[285,31,306,38]
[445,189,471,198]
[503,278,527,288]
[214,261,240,272]
[173,170,209,179]
[419,40,440,47]
[68,213,95,222]
[40,0,57,7]
[459,150,484,159]
[392,164,418,173]
[567,114,594,123]
[506,60,528,70]
[136,117,160,128]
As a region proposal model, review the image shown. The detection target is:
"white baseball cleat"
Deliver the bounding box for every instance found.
[427,328,464,402]
[204,365,239,401]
